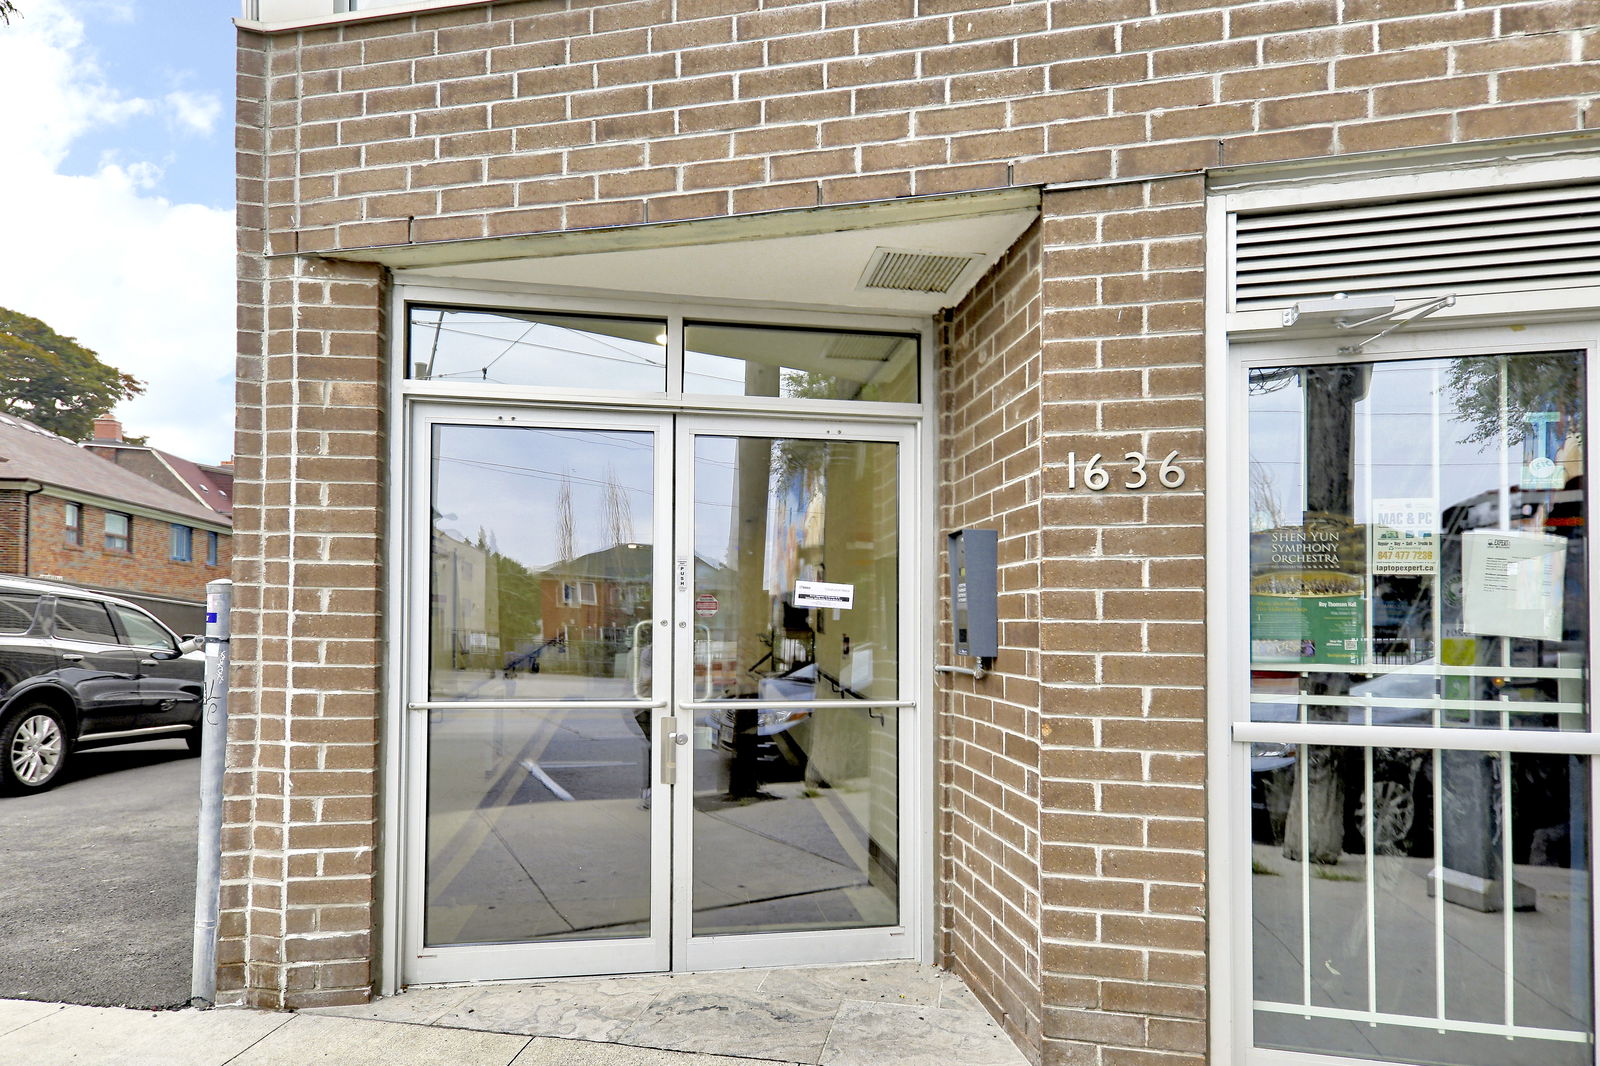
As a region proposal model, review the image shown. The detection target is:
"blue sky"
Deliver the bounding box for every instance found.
[62,1,236,210]
[0,0,237,463]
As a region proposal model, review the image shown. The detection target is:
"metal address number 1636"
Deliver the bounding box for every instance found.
[1065,450,1186,491]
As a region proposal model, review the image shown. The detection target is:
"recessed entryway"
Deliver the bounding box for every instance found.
[397,305,929,986]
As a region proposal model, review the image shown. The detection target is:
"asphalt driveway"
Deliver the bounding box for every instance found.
[0,739,198,1009]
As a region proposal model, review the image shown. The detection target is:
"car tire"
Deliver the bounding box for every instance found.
[0,703,70,795]
[185,725,203,755]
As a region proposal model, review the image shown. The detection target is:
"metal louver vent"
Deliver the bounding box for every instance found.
[1233,183,1600,312]
[859,248,979,294]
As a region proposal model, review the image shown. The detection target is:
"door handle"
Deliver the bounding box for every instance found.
[695,624,713,700]
[630,620,652,700]
[139,658,158,667]
[659,728,689,785]
[62,654,84,663]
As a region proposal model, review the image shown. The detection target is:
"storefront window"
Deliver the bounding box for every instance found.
[1246,350,1593,1064]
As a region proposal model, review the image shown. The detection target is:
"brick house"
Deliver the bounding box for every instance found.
[0,413,232,632]
[84,415,237,520]
[229,2,1600,1065]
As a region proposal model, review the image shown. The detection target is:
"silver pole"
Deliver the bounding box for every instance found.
[190,578,232,1007]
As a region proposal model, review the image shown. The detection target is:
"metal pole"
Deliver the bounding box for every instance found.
[190,578,232,1007]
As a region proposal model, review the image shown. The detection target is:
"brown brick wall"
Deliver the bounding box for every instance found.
[247,0,1598,257]
[221,254,388,1008]
[0,490,26,575]
[26,494,231,606]
[1033,180,1207,1066]
[941,219,1045,1061]
[226,46,389,1005]
[235,0,1600,1044]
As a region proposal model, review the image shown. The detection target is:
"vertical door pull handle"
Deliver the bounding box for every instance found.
[660,729,681,785]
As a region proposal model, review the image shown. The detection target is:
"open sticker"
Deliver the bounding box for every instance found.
[793,581,854,610]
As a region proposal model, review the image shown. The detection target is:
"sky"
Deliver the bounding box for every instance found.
[0,0,237,463]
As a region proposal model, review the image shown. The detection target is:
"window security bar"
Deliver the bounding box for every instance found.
[1233,720,1600,755]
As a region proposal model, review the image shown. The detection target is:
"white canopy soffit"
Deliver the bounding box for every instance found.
[320,188,1041,315]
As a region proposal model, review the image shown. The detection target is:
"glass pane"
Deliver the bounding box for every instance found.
[0,594,39,635]
[1252,745,1592,1065]
[429,424,654,701]
[1247,352,1588,732]
[690,433,901,936]
[410,306,667,391]
[425,705,652,945]
[692,706,899,935]
[683,322,918,403]
[114,606,174,650]
[691,436,899,704]
[54,599,117,643]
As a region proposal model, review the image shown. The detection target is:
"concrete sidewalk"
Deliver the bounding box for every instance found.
[0,962,1030,1066]
[0,999,798,1066]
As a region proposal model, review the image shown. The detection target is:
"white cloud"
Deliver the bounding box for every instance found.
[164,89,221,136]
[0,0,234,464]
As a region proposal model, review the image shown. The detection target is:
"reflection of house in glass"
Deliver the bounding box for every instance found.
[430,527,498,673]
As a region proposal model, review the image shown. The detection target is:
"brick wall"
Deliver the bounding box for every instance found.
[236,0,1600,1047]
[941,219,1044,1060]
[0,490,26,575]
[1033,180,1208,1066]
[27,494,231,606]
[246,0,1598,258]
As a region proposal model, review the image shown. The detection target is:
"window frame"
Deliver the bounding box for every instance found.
[63,501,82,547]
[1210,322,1600,1066]
[170,524,193,563]
[207,531,219,566]
[111,603,178,653]
[397,287,931,424]
[104,512,131,553]
[52,597,121,645]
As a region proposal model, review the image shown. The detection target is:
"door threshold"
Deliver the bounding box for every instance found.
[305,962,1028,1065]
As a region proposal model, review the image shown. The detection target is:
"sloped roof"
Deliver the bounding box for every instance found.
[0,413,227,527]
[153,449,234,517]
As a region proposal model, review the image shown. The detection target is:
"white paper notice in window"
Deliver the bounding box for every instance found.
[793,580,854,610]
[1370,497,1438,576]
[1461,529,1566,641]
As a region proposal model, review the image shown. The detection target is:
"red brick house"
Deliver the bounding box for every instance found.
[84,415,236,519]
[0,412,232,633]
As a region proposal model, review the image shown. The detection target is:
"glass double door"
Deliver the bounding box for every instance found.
[404,404,913,984]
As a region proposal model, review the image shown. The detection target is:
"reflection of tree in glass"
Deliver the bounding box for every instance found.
[1445,351,1585,447]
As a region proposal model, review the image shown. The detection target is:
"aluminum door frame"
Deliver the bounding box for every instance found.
[671,414,922,972]
[400,401,676,985]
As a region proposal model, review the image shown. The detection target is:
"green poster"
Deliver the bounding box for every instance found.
[1251,591,1363,666]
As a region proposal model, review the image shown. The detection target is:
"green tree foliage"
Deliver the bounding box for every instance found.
[1445,351,1585,448]
[0,3,19,26]
[0,306,144,441]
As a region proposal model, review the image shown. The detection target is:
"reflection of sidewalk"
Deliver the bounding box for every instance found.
[431,785,891,944]
[0,962,1028,1066]
[1251,843,1589,1062]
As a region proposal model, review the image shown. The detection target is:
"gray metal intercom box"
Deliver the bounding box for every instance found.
[948,529,999,660]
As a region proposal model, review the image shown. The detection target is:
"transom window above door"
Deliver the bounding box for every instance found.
[405,304,921,405]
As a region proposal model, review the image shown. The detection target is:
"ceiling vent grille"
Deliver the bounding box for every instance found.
[1232,183,1600,312]
[858,248,980,294]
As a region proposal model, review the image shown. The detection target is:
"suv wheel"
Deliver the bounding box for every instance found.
[1,704,69,794]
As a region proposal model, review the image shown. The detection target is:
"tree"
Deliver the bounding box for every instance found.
[0,3,19,26]
[0,306,144,441]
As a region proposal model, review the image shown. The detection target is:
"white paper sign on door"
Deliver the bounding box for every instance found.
[793,580,854,610]
[1461,529,1567,641]
[1370,497,1438,576]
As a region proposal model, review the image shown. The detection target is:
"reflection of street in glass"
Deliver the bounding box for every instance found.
[424,705,898,948]
[1252,748,1590,1066]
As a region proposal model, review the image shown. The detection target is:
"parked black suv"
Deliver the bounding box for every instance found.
[0,576,203,794]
